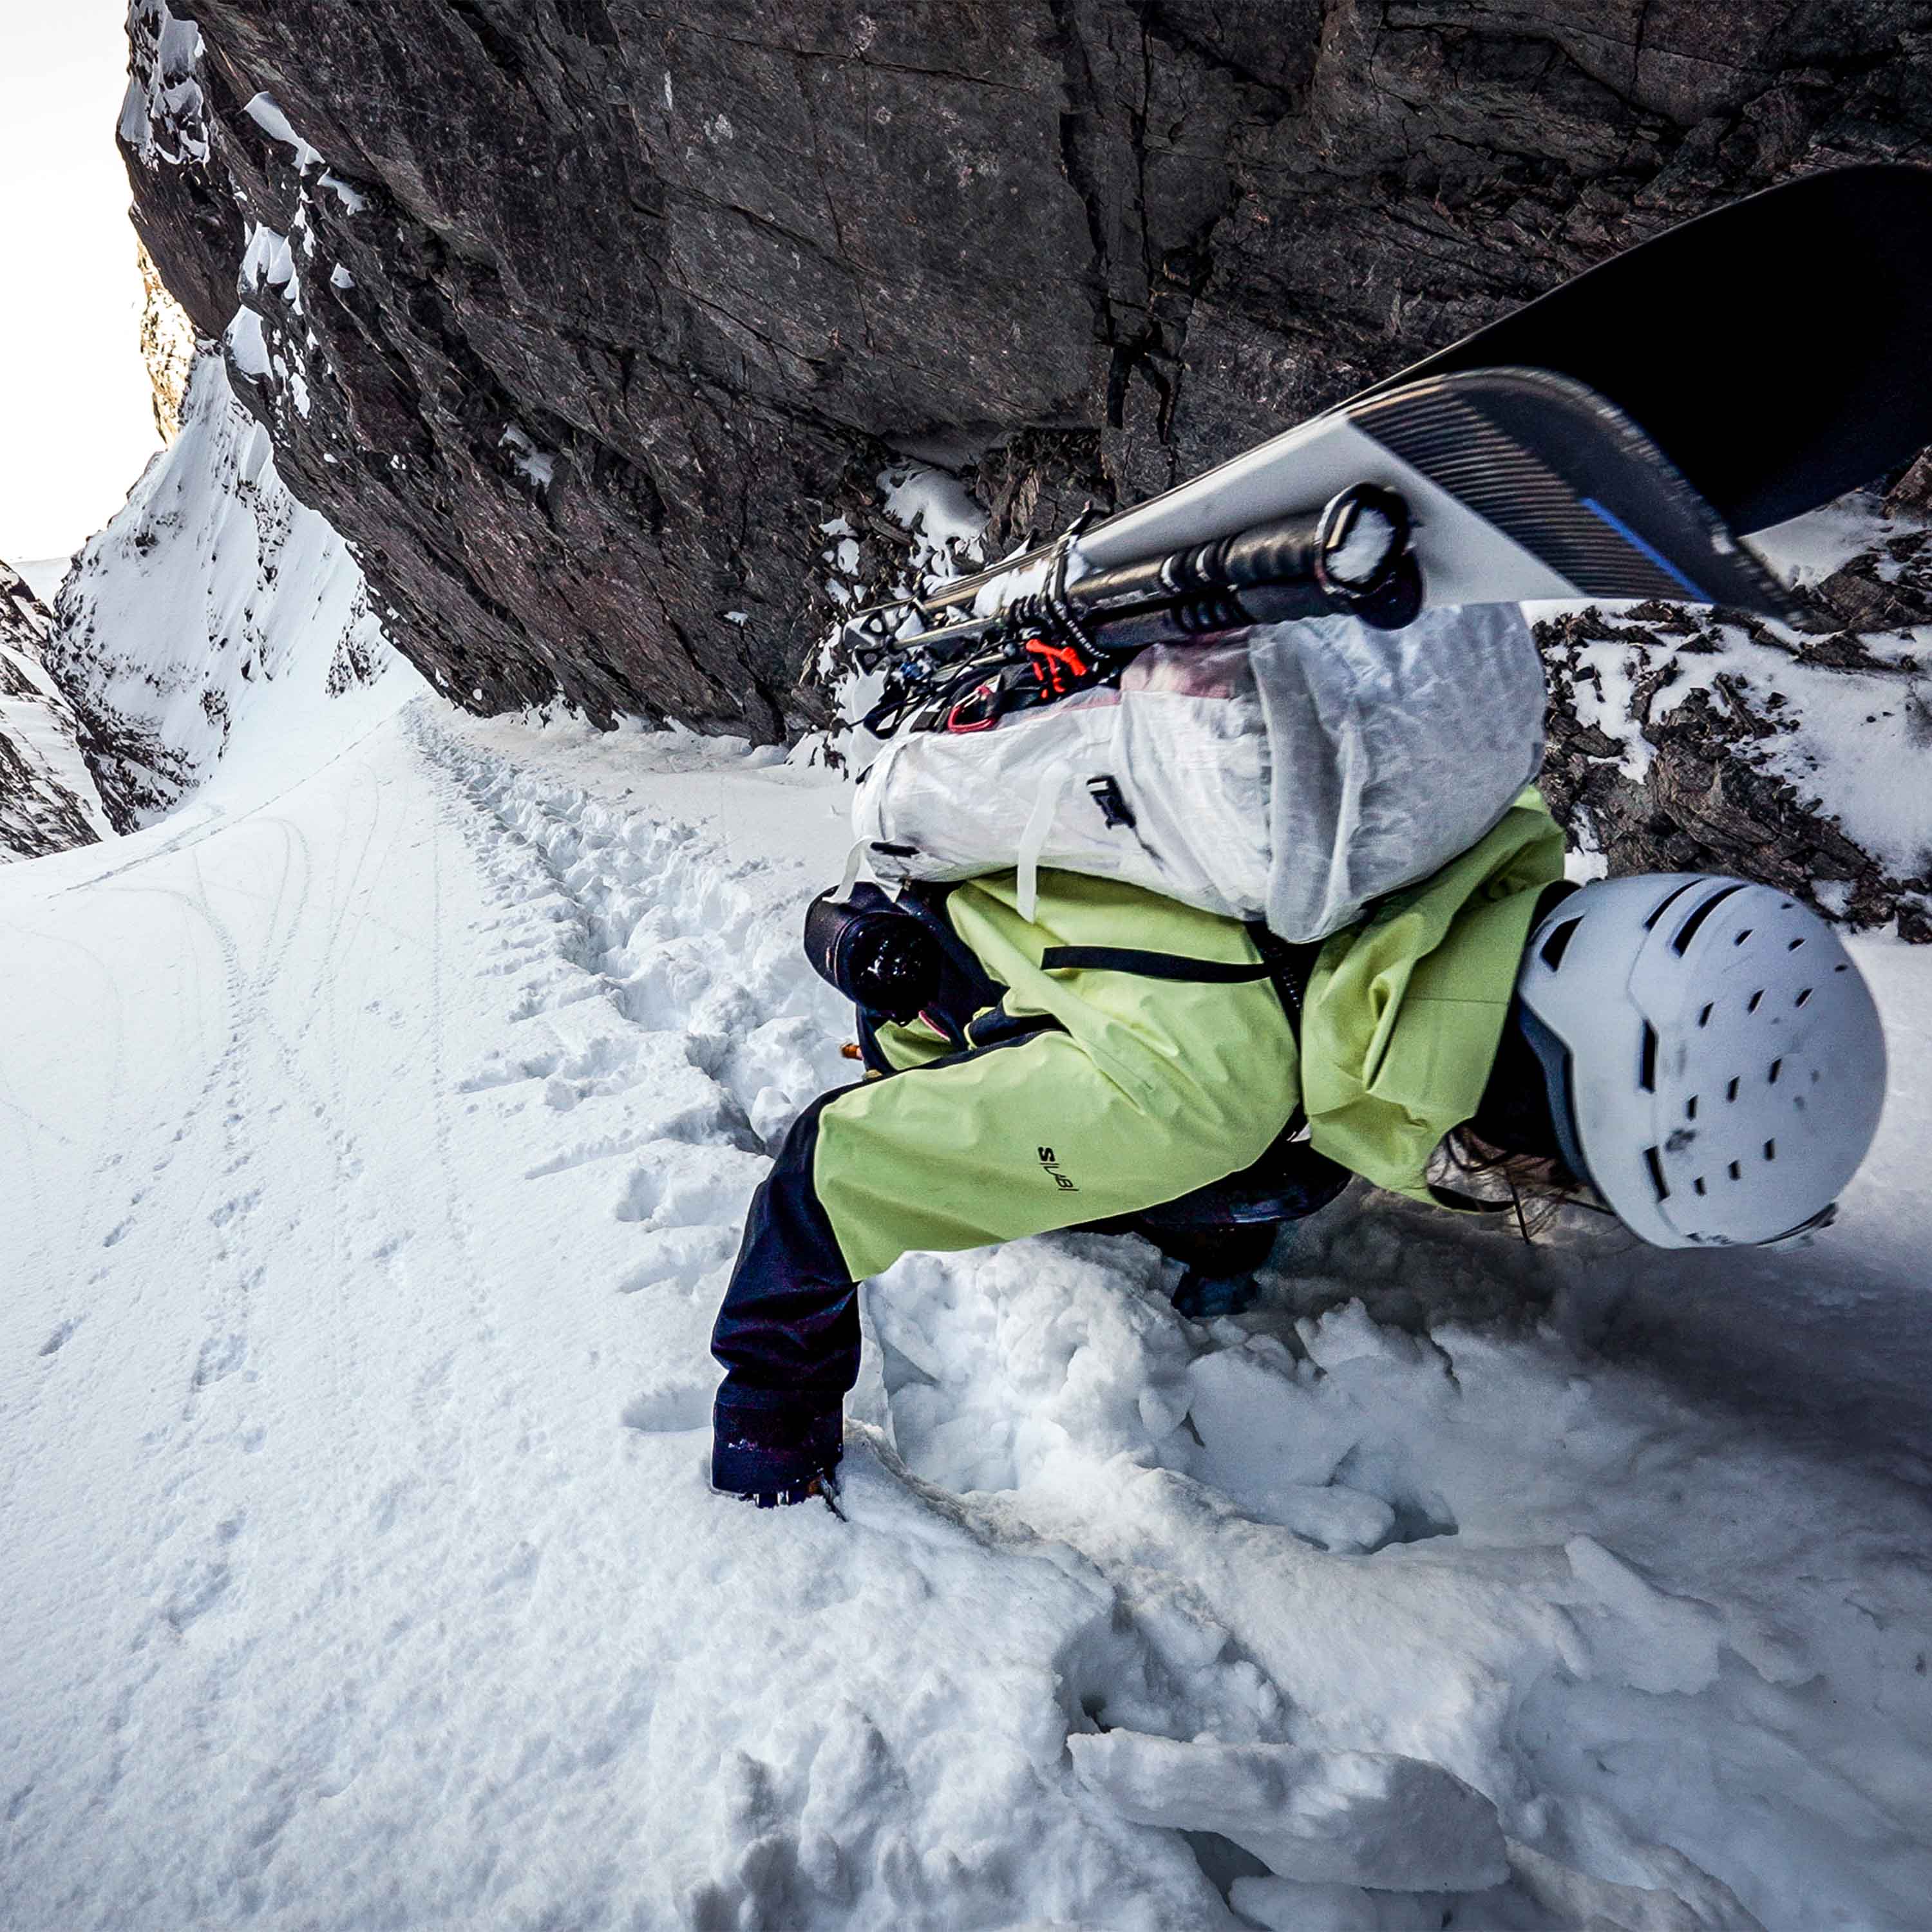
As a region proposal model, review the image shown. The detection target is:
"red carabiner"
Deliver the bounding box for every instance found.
[945,681,1001,733]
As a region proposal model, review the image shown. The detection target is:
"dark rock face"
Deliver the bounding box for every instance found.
[128,0,1932,744]
[0,566,113,861]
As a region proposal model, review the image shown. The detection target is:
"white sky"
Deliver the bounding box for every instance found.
[0,5,166,570]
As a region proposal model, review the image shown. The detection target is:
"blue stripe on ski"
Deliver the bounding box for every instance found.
[1580,497,1712,601]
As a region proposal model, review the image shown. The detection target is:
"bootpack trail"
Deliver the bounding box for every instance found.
[5,692,1932,1929]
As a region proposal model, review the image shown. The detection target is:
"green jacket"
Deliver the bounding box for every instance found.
[832,791,1564,1278]
[1301,790,1566,1198]
[708,792,1567,1483]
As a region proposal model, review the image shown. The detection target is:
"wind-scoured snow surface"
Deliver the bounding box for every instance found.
[5,688,1932,1930]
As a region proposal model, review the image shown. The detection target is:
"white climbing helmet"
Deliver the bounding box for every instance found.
[1516,874,1886,1248]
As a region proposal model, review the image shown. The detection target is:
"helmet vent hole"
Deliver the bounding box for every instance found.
[1698,1003,1714,1028]
[1787,937,1805,951]
[1672,884,1747,953]
[1764,1139,1776,1162]
[1643,1146,1670,1201]
[1747,990,1764,1013]
[1693,1177,1707,1196]
[1728,1160,1743,1181]
[1686,1095,1699,1120]
[1726,1077,1740,1102]
[1539,918,1582,969]
[1648,880,1704,931]
[1733,928,1754,945]
[1639,1023,1658,1092]
[1768,1059,1782,1085]
[1835,963,1849,973]
[1795,987,1813,1007]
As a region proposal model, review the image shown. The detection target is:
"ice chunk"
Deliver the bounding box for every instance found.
[1068,1729,1507,1891]
[1508,1839,1766,1932]
[1563,1535,1725,1697]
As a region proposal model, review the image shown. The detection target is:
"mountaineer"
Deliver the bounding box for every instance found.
[709,788,1886,1506]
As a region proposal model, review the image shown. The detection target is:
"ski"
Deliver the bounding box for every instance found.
[884,164,1931,627]
[1365,162,1932,536]
[1079,364,1800,620]
[851,361,1802,688]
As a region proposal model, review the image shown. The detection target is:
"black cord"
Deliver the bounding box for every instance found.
[1037,525,1100,661]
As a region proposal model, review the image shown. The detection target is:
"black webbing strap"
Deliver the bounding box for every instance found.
[1248,927,1322,1034]
[1037,945,1277,984]
[1037,932,1326,1141]
[964,999,1066,1050]
[1427,1183,1511,1217]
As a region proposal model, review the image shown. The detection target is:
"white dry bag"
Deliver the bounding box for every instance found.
[850,603,1547,943]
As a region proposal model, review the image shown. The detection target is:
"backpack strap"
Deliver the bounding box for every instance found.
[1037,930,1322,1025]
[1037,945,1276,983]
[1042,927,1322,1142]
[1015,757,1079,922]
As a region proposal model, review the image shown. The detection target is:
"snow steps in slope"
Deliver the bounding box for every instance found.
[402,706,1932,1929]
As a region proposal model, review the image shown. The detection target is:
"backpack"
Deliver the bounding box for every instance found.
[850,602,1548,943]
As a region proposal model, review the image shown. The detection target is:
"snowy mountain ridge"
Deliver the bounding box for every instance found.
[45,351,412,829]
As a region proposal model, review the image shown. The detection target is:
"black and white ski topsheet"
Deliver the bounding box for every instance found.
[1077,364,1799,619]
[1365,162,1932,535]
[910,164,1932,629]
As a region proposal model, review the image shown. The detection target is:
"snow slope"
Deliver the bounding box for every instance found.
[5,692,1932,1930]
[44,352,410,828]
